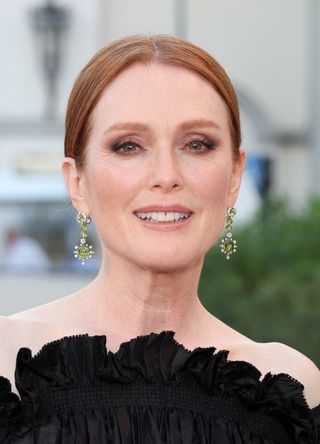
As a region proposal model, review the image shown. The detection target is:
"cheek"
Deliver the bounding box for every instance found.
[192,161,232,208]
[87,162,143,211]
[194,162,233,243]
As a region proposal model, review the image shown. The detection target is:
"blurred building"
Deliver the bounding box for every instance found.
[0,0,319,313]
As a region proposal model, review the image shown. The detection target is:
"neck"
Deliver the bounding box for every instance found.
[81,251,212,343]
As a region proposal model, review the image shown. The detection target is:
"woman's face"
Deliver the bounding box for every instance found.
[66,63,245,271]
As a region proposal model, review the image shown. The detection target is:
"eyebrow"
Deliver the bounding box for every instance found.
[103,119,221,135]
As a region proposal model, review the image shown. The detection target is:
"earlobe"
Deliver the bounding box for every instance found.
[61,157,89,213]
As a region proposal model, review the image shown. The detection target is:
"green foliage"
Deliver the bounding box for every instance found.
[199,196,320,366]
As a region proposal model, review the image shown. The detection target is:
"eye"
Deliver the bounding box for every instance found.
[111,140,140,154]
[187,138,215,152]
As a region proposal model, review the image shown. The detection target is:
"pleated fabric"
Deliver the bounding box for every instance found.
[0,330,319,443]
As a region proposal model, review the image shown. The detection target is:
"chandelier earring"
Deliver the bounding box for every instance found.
[73,211,94,265]
[219,207,237,260]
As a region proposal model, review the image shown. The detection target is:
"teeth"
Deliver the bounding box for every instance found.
[136,211,191,222]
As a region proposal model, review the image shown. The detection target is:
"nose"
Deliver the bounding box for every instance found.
[147,145,183,192]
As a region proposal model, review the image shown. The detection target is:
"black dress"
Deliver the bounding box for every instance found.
[0,330,319,443]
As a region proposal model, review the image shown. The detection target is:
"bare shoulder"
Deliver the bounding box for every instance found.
[0,315,27,392]
[268,342,320,408]
[0,311,85,395]
[242,340,320,409]
[0,315,20,356]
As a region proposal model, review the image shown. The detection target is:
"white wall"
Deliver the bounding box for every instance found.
[1,0,311,128]
[188,0,309,131]
[99,0,175,43]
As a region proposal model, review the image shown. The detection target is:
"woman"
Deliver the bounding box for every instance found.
[0,34,319,443]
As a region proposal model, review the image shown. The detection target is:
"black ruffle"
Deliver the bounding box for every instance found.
[0,330,319,443]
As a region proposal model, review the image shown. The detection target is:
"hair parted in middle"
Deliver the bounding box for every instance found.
[64,33,241,169]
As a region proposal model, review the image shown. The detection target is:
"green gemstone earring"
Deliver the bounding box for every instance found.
[220,207,237,260]
[73,211,94,265]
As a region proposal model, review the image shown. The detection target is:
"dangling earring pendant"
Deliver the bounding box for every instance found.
[74,211,94,265]
[220,207,237,260]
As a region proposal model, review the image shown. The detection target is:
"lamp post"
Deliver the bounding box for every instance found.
[174,0,187,39]
[310,0,320,195]
[30,0,71,120]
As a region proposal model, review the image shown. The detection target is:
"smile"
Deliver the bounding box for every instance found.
[135,211,192,223]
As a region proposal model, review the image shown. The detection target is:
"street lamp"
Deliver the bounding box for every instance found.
[30,0,71,120]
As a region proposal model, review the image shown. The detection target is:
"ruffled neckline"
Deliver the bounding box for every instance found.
[1,330,319,443]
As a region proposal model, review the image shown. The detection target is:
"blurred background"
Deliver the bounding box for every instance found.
[0,0,319,364]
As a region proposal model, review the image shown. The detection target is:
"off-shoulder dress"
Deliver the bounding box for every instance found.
[0,330,319,443]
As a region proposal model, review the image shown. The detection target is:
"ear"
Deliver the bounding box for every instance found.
[227,149,246,208]
[61,157,90,214]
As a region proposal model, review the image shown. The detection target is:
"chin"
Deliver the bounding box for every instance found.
[133,253,200,273]
[144,263,188,274]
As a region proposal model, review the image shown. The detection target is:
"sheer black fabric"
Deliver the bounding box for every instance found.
[0,330,319,443]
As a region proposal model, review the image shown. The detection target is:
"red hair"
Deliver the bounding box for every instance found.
[64,34,241,167]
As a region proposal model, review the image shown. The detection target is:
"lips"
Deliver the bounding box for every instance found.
[134,204,193,213]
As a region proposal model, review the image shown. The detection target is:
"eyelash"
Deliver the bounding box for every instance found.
[110,138,216,154]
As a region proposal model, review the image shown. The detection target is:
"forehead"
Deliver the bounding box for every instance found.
[91,63,229,132]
